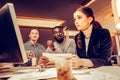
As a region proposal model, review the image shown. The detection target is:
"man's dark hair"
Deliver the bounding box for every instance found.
[52,26,64,33]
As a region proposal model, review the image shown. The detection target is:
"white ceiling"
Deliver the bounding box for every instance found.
[0,0,116,32]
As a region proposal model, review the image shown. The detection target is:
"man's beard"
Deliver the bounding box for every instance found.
[54,37,64,43]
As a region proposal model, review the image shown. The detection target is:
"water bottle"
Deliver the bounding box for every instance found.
[32,53,37,66]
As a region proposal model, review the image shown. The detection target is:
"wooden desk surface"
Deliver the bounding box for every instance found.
[47,78,58,80]
[0,67,58,80]
[1,66,120,80]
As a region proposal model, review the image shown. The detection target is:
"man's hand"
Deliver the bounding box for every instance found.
[39,56,55,68]
[26,51,33,58]
[47,40,54,49]
[39,56,49,65]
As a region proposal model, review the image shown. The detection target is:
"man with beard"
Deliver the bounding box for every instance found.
[46,26,76,53]
[39,26,76,67]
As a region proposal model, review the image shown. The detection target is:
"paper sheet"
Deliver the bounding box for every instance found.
[8,68,92,80]
[8,68,57,80]
[42,53,72,60]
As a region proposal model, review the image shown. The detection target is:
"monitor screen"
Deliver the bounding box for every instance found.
[0,3,28,63]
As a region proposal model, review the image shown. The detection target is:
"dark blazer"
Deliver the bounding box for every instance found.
[75,26,112,67]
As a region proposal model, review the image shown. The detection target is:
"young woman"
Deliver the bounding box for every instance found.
[72,6,112,68]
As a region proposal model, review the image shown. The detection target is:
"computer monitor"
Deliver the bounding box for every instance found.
[0,3,28,63]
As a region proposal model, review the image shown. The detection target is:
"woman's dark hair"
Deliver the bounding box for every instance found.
[93,21,102,28]
[76,6,94,24]
[76,6,102,28]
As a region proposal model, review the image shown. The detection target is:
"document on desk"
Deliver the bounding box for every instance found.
[73,66,120,80]
[8,68,57,80]
[42,53,72,60]
[90,66,120,80]
[8,66,120,80]
[8,68,92,80]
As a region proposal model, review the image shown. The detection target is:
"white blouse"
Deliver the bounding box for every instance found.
[83,25,93,55]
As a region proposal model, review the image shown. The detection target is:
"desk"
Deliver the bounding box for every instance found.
[0,66,120,80]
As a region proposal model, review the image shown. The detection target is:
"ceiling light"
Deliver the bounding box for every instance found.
[17,16,65,28]
[85,0,95,7]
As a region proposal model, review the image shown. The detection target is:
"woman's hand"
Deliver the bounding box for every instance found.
[67,54,94,68]
[70,55,84,67]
